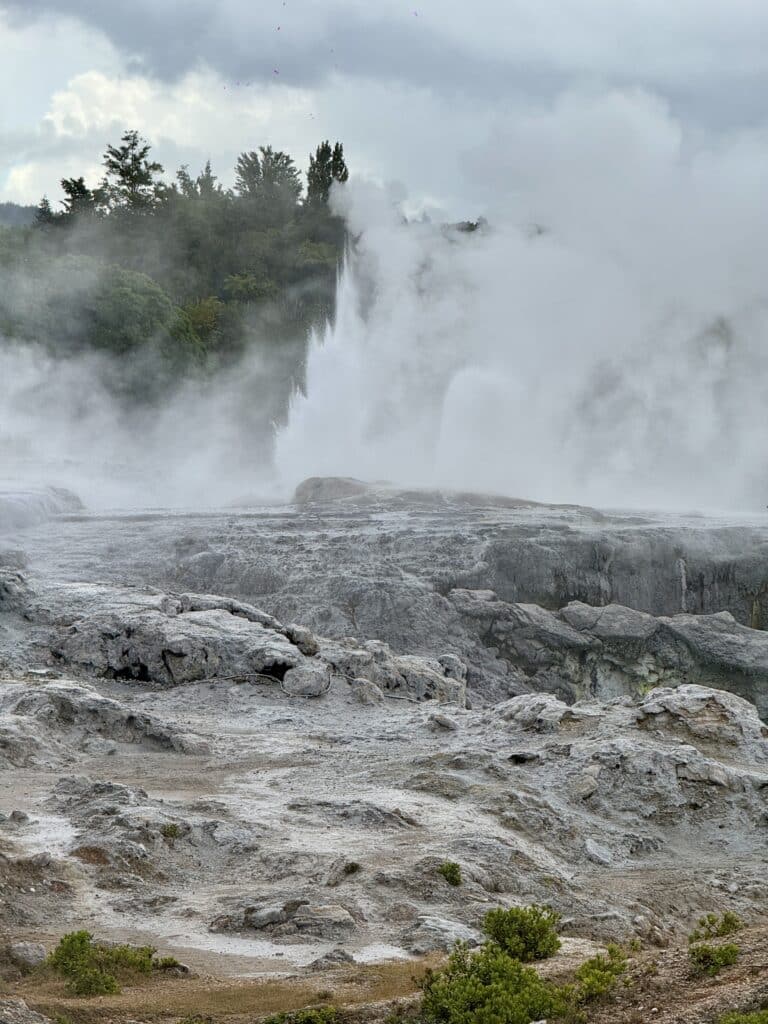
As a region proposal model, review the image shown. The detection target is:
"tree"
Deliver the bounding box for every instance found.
[234,146,302,206]
[35,196,56,226]
[60,177,98,218]
[98,130,166,213]
[306,140,349,206]
[176,160,225,200]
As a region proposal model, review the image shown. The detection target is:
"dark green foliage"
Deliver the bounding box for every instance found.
[482,904,561,962]
[437,861,462,886]
[419,942,566,1024]
[343,861,361,875]
[48,929,178,996]
[4,130,349,405]
[60,177,98,218]
[720,1013,768,1024]
[98,129,166,213]
[689,911,743,943]
[35,197,56,226]
[235,146,302,209]
[688,942,740,976]
[572,944,627,1002]
[161,822,181,840]
[306,141,348,206]
[261,1009,339,1024]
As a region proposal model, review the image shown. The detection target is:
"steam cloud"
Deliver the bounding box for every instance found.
[277,89,768,511]
[2,87,767,512]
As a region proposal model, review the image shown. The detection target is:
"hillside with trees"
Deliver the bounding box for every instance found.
[0,131,350,407]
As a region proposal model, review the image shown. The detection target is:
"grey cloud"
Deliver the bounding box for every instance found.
[4,0,768,129]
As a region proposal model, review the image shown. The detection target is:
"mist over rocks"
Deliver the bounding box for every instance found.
[0,486,82,533]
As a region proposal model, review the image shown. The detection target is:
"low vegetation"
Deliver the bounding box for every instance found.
[720,1014,768,1024]
[482,904,562,961]
[689,911,743,942]
[262,1010,340,1024]
[418,904,629,1024]
[688,942,740,976]
[47,930,181,996]
[437,861,462,886]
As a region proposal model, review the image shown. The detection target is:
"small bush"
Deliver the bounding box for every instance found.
[482,905,561,962]
[48,930,175,996]
[261,1010,339,1024]
[720,1013,768,1024]
[161,822,181,840]
[438,862,463,887]
[689,911,743,943]
[689,942,740,976]
[420,942,566,1024]
[573,944,628,1003]
[343,862,361,876]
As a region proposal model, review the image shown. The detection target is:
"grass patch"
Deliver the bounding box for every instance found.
[720,1014,768,1024]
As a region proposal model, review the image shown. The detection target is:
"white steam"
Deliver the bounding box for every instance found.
[276,89,768,510]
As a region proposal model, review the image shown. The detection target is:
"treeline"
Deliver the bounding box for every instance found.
[0,131,350,401]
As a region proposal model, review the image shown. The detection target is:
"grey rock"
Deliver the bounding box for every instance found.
[404,915,482,953]
[350,678,385,705]
[0,1000,52,1024]
[8,942,47,969]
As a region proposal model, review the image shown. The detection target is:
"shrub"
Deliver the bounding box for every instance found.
[261,1010,339,1024]
[482,905,561,962]
[48,930,176,996]
[689,911,743,943]
[720,1014,768,1024]
[438,862,462,887]
[420,942,566,1024]
[573,944,628,1003]
[688,942,740,976]
[161,822,181,840]
[343,862,361,876]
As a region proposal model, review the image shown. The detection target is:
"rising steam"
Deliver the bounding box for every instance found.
[277,89,768,510]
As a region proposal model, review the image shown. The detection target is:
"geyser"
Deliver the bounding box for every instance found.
[276,89,768,511]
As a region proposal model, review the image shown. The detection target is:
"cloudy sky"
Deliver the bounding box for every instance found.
[1,0,767,215]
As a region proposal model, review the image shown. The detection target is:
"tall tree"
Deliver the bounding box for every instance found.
[306,141,349,206]
[234,146,302,206]
[60,177,98,218]
[98,130,166,213]
[176,160,225,200]
[35,195,56,226]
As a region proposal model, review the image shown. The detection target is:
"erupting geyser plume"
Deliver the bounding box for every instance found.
[277,89,768,511]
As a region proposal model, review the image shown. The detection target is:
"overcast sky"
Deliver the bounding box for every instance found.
[1,0,767,215]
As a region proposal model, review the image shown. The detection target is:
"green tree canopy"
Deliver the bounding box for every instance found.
[234,146,302,207]
[306,141,349,206]
[60,177,98,218]
[98,130,166,213]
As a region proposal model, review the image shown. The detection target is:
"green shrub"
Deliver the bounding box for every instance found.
[689,911,743,943]
[161,822,181,840]
[48,930,175,996]
[573,944,628,1003]
[343,862,361,876]
[720,1013,768,1024]
[437,862,462,887]
[688,942,740,976]
[261,1010,339,1024]
[482,905,561,962]
[420,942,566,1024]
